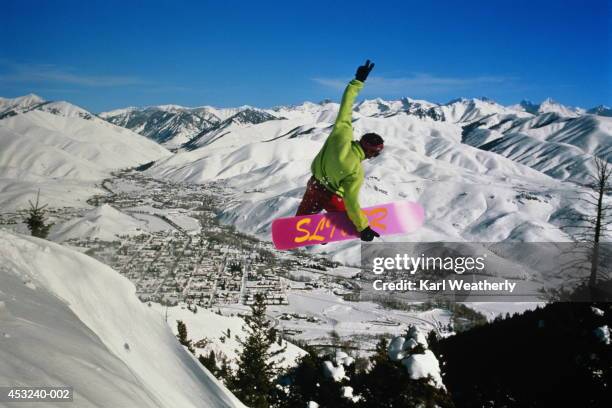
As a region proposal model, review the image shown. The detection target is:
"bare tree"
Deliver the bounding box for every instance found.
[555,157,611,300]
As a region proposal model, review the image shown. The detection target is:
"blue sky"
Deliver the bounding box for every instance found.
[1,0,610,112]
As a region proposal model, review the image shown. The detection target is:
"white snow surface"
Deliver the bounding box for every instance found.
[50,204,147,242]
[150,303,306,370]
[388,336,419,361]
[0,108,170,210]
[0,110,169,180]
[0,93,45,114]
[334,351,355,367]
[401,350,444,388]
[388,327,445,389]
[322,360,347,382]
[340,385,361,402]
[0,229,245,408]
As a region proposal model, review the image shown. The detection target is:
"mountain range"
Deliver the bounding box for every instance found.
[97,95,604,149]
[0,90,610,406]
[0,93,610,264]
[0,95,170,210]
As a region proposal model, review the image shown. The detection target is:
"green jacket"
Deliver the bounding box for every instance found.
[311,79,369,231]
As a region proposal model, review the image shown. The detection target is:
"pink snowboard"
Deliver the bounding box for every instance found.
[272,201,425,250]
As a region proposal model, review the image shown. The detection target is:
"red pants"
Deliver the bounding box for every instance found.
[296,176,346,216]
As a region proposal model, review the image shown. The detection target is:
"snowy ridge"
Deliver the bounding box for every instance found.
[441,97,532,123]
[99,93,600,151]
[587,105,612,117]
[99,103,284,149]
[50,204,147,242]
[462,112,612,183]
[0,229,246,408]
[145,107,605,262]
[99,91,609,150]
[0,108,171,210]
[508,98,584,117]
[0,93,45,118]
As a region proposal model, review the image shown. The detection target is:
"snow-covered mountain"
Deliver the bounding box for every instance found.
[508,98,584,117]
[133,92,611,263]
[99,106,221,149]
[2,92,609,262]
[8,93,598,154]
[0,93,45,118]
[99,104,284,149]
[461,112,612,183]
[0,229,245,408]
[441,97,532,123]
[0,96,171,210]
[0,93,95,120]
[0,110,170,181]
[101,96,595,151]
[50,204,147,242]
[588,105,612,117]
[183,108,283,150]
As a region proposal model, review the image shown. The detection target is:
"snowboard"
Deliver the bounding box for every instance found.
[272,201,425,250]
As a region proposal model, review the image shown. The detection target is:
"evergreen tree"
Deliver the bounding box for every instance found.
[25,190,52,239]
[279,349,353,408]
[228,293,285,408]
[217,354,233,383]
[176,320,195,354]
[353,337,454,408]
[199,350,218,375]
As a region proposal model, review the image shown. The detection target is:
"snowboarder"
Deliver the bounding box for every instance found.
[296,60,385,242]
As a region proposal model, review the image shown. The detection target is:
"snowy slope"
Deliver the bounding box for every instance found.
[99,103,284,149]
[508,98,584,117]
[0,110,170,178]
[588,105,612,117]
[0,94,101,121]
[145,104,605,263]
[0,178,104,212]
[99,106,221,149]
[0,229,246,408]
[441,97,532,123]
[537,98,583,117]
[0,109,171,210]
[100,95,591,151]
[50,204,147,242]
[462,113,612,183]
[0,94,45,118]
[136,91,609,263]
[152,304,306,370]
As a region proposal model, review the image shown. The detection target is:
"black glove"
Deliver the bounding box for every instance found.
[360,226,380,242]
[355,59,375,82]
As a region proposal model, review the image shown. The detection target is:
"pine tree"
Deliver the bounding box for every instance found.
[199,350,218,375]
[354,337,454,408]
[25,190,52,239]
[176,320,195,354]
[228,293,285,408]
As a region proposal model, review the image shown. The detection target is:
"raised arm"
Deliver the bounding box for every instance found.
[333,60,375,130]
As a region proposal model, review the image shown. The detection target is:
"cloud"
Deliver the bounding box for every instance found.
[0,61,144,87]
[312,73,515,96]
